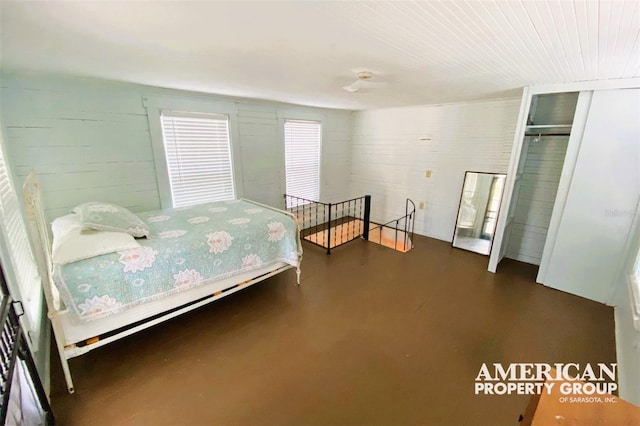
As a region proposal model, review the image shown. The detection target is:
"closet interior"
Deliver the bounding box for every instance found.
[503,92,579,266]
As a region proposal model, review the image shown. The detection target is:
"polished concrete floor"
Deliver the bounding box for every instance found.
[50,235,616,425]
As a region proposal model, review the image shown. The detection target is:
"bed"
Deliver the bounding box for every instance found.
[23,172,302,393]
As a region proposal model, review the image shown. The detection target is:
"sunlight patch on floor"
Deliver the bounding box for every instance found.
[304,219,365,249]
[368,226,412,253]
[304,219,412,253]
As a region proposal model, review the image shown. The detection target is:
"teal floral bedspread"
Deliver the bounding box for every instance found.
[53,200,302,322]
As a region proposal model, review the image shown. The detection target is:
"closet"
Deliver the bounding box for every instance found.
[503,92,578,266]
[489,85,640,305]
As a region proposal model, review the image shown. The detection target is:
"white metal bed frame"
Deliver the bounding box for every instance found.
[23,172,301,394]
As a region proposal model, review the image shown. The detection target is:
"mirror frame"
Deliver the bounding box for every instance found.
[452,171,507,256]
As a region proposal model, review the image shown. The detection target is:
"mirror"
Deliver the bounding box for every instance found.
[452,171,506,255]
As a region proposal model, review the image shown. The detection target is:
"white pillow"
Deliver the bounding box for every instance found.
[51,214,141,265]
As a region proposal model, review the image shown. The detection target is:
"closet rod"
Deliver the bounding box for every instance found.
[526,124,572,129]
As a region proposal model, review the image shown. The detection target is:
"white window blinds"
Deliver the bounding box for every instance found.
[284,120,321,206]
[0,133,41,346]
[160,111,235,207]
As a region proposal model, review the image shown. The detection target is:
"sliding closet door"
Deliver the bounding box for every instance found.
[488,89,532,272]
[542,88,640,304]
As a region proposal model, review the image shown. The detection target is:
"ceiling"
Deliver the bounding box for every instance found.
[1,1,638,110]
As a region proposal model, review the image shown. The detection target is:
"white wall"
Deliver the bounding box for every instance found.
[0,73,353,221]
[350,98,520,241]
[543,89,640,305]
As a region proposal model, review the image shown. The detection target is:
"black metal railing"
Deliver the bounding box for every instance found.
[284,194,371,254]
[0,297,54,425]
[369,199,416,252]
[0,261,54,425]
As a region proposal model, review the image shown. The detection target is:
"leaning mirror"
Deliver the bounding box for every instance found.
[452,171,506,255]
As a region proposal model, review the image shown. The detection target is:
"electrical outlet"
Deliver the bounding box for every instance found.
[425,170,432,178]
[419,202,425,209]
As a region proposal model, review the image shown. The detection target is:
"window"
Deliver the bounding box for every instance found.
[284,120,321,206]
[0,130,41,348]
[160,111,235,207]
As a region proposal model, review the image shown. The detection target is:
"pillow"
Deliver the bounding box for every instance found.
[71,202,150,238]
[51,214,141,265]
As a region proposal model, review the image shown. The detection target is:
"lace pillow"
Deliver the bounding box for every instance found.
[72,202,150,238]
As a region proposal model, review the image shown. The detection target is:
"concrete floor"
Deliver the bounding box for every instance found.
[50,235,616,425]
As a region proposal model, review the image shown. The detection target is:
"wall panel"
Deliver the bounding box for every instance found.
[0,73,353,220]
[350,98,520,241]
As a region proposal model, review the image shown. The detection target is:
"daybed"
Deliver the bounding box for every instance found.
[23,172,302,393]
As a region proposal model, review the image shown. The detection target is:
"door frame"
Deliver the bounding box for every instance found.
[488,77,640,274]
[488,87,532,272]
[535,91,592,284]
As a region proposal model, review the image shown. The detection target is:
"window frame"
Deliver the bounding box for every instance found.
[278,111,324,206]
[0,124,42,351]
[144,96,243,208]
